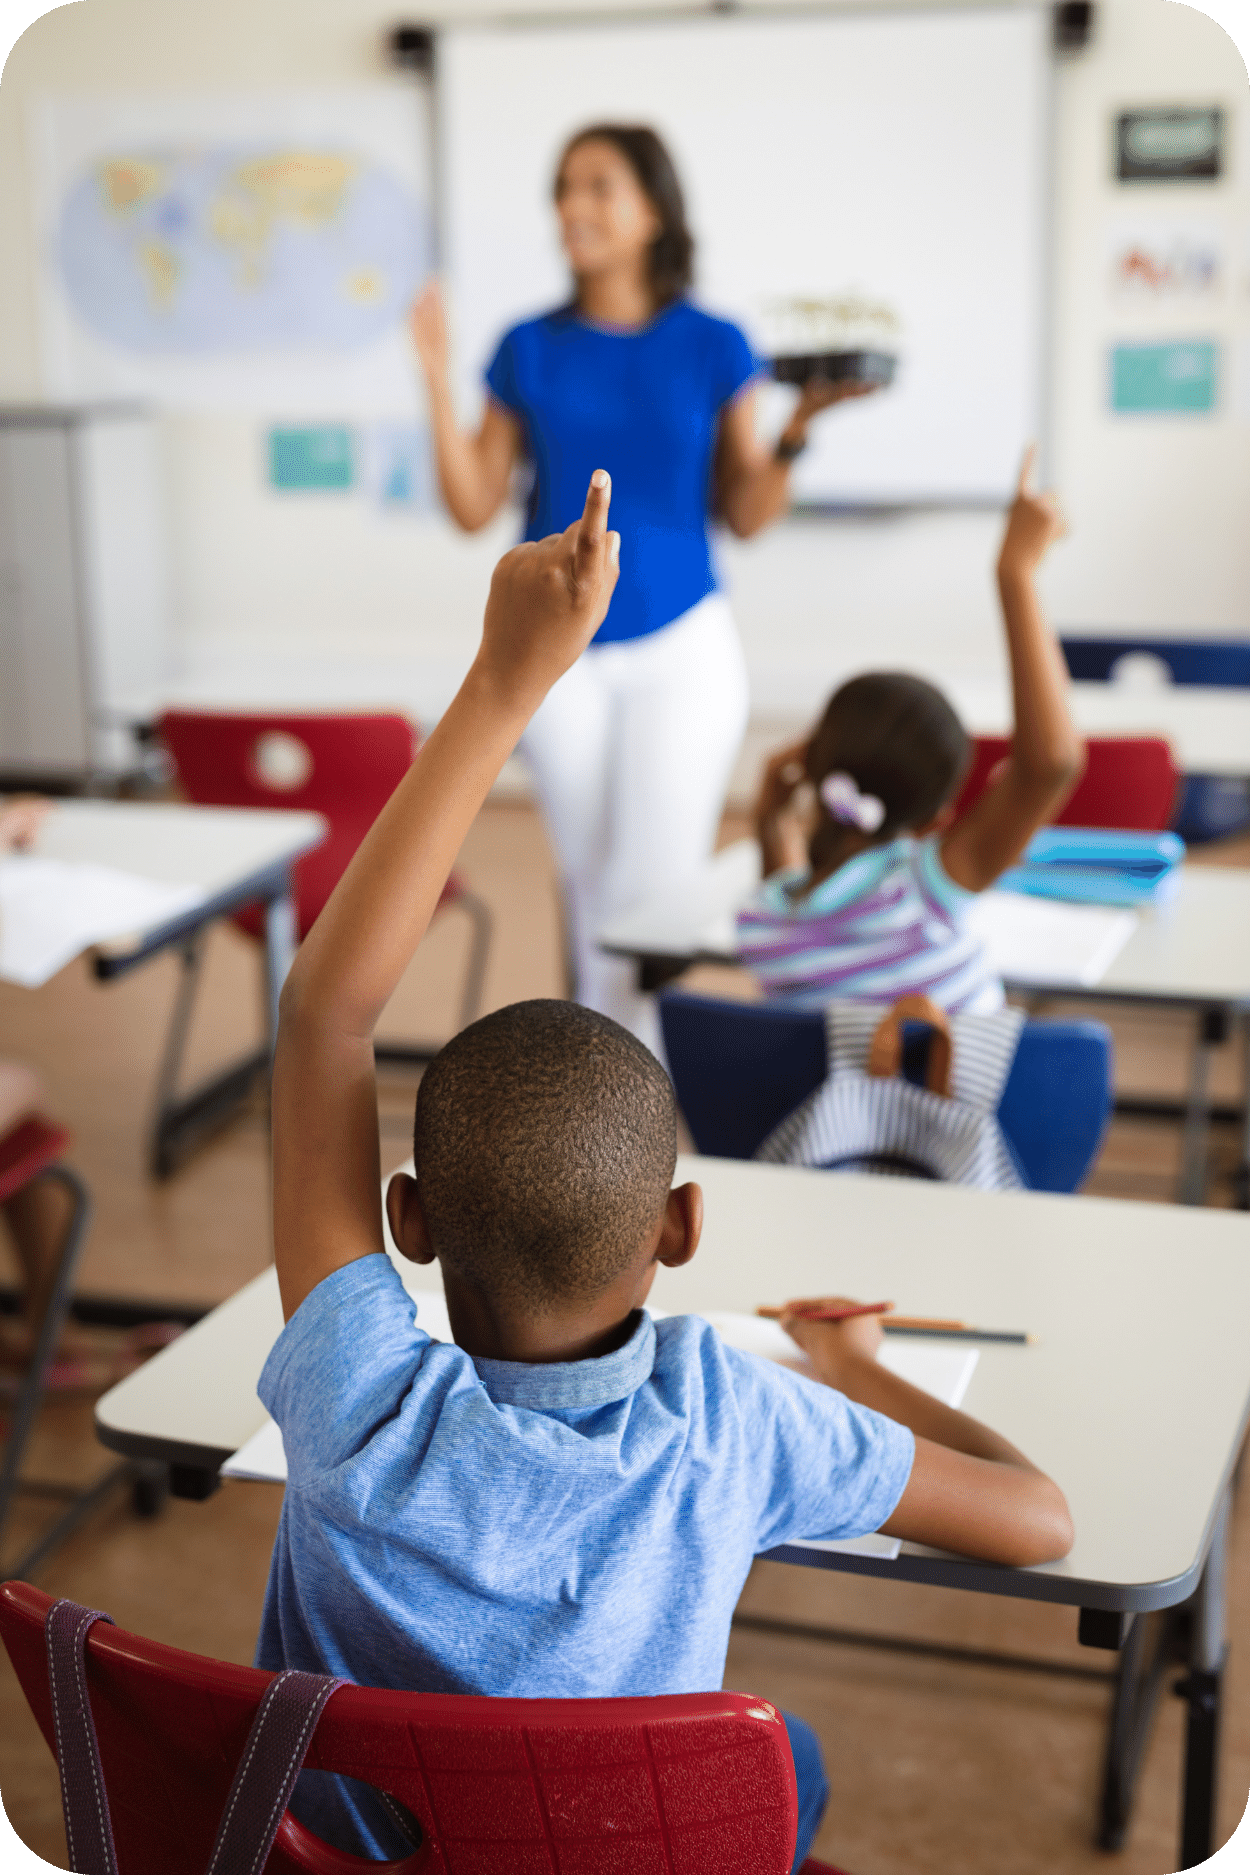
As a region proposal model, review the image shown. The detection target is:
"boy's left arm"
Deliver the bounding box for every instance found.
[271,475,619,1321]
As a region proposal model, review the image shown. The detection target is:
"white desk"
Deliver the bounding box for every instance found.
[596,841,1250,1205]
[95,1155,1250,1866]
[29,800,326,1175]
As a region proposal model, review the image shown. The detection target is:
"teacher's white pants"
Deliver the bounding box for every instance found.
[522,592,750,1055]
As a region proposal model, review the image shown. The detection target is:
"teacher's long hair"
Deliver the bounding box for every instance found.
[557,125,694,305]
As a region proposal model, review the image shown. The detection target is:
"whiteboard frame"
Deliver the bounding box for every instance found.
[430,1,1056,512]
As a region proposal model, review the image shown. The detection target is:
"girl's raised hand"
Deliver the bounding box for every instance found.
[998,443,1067,578]
[478,471,620,706]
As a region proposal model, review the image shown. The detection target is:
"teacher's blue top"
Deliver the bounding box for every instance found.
[485,299,757,644]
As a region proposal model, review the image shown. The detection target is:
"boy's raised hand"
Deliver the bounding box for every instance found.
[997,443,1067,579]
[478,470,620,710]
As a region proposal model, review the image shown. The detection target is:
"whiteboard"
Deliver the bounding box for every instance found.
[440,8,1049,506]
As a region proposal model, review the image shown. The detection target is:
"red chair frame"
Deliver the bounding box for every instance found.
[0,1121,97,1577]
[153,712,493,1172]
[0,1580,799,1874]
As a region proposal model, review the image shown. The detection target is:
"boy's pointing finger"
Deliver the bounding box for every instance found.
[573,468,613,586]
[1016,442,1038,497]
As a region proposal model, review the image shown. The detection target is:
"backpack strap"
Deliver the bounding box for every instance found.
[867,996,953,1097]
[45,1598,118,1875]
[208,1668,345,1874]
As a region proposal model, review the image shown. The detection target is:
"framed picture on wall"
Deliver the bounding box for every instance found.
[1115,108,1223,183]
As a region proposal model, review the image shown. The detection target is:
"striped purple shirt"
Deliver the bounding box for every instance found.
[736,835,1002,1014]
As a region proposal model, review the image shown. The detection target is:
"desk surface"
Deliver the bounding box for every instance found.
[597,840,1250,1007]
[96,1154,1250,1615]
[34,800,327,893]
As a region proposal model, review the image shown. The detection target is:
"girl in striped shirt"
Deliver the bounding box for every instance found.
[737,448,1084,1013]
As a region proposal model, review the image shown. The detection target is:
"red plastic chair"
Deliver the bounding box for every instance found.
[0,1579,801,1874]
[0,1122,94,1575]
[156,711,493,1116]
[951,734,1180,830]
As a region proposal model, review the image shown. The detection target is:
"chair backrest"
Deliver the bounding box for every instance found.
[951,734,1180,831]
[1061,635,1250,688]
[0,1580,797,1876]
[159,711,418,940]
[660,991,1112,1194]
[0,1116,71,1205]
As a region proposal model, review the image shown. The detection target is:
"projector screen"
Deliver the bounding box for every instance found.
[439,7,1049,507]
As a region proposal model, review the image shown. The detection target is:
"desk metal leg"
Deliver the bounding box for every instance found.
[1235,1018,1250,1212]
[149,882,297,1178]
[1176,1490,1229,1869]
[1179,1008,1230,1207]
[1097,1611,1188,1850]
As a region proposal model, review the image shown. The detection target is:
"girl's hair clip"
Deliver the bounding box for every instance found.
[819,770,886,834]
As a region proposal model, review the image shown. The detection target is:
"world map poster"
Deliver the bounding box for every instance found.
[33,90,432,413]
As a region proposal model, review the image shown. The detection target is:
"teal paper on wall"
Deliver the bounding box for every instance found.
[269,426,354,490]
[1111,342,1218,414]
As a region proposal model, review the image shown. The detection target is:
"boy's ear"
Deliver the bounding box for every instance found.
[386,1172,436,1265]
[655,1181,702,1269]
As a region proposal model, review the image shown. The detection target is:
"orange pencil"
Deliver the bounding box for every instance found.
[756,1301,894,1324]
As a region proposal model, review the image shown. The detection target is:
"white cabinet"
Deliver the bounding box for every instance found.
[0,407,169,781]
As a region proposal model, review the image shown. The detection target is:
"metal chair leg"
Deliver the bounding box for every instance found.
[375,891,495,1071]
[455,892,494,1034]
[0,1165,93,1559]
[149,935,206,1174]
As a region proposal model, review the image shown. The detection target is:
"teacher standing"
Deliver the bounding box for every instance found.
[411,123,872,1046]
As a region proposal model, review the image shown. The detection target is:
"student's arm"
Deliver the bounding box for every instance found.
[271,475,620,1321]
[410,284,522,532]
[713,380,880,540]
[939,447,1085,893]
[753,737,813,877]
[780,1299,1074,1568]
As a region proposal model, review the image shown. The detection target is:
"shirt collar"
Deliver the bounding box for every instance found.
[471,1310,656,1411]
[789,835,914,910]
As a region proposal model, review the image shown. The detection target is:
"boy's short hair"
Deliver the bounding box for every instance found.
[413,1000,677,1310]
[806,673,969,852]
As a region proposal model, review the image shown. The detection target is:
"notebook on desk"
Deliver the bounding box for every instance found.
[964,890,1137,988]
[222,1297,977,1564]
[0,856,204,987]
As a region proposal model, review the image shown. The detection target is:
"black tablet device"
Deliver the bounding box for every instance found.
[770,350,897,388]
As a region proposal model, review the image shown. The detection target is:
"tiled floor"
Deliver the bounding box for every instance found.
[0,802,1246,1870]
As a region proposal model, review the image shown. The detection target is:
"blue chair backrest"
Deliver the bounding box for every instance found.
[1061,636,1250,688]
[659,991,1113,1194]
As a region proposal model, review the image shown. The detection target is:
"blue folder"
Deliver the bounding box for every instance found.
[996,829,1186,906]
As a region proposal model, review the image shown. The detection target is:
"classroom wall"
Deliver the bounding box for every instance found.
[0,0,1246,733]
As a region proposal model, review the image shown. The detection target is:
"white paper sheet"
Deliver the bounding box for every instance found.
[965,890,1138,988]
[0,856,205,987]
[222,1296,978,1560]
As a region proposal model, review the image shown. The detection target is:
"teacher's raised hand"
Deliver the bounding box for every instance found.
[409,280,450,383]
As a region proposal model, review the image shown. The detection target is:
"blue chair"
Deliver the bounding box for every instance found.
[1060,636,1250,688]
[1060,635,1250,843]
[660,991,1113,1194]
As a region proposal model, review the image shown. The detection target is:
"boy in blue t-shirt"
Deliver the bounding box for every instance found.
[259,473,1074,1867]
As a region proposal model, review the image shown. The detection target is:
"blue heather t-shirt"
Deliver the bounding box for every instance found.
[485,300,757,643]
[255,1255,913,1859]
